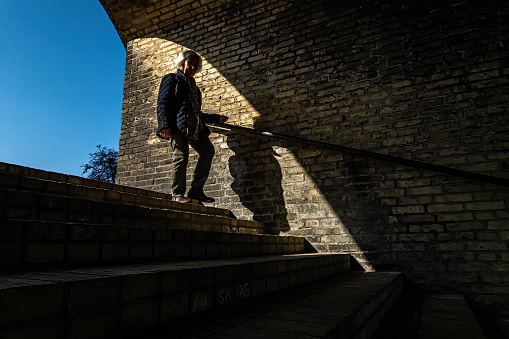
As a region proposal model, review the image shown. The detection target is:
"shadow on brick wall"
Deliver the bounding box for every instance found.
[226,132,289,234]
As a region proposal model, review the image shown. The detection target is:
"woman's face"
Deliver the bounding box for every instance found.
[183,55,200,77]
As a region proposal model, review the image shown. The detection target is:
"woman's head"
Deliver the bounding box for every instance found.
[175,50,202,77]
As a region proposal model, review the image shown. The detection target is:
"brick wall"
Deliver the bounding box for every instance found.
[101,0,509,313]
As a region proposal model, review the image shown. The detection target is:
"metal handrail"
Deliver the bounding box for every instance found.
[211,122,509,187]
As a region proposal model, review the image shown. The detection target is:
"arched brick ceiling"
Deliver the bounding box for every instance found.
[99,0,229,46]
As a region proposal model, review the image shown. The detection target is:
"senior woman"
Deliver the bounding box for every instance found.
[156,50,228,203]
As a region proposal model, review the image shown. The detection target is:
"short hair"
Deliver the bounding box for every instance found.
[174,50,203,72]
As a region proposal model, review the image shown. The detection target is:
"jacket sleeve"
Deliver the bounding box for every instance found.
[156,74,177,136]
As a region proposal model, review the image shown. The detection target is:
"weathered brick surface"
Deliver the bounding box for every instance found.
[102,0,509,312]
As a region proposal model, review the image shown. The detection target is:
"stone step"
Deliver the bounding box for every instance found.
[0,218,311,271]
[419,294,487,339]
[154,271,403,338]
[372,291,488,339]
[0,253,351,338]
[0,162,253,229]
[0,185,266,235]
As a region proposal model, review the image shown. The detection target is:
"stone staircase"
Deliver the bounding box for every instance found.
[0,162,403,338]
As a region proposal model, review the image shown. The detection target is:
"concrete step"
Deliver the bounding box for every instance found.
[419,294,487,339]
[0,162,264,232]
[0,218,311,271]
[0,253,351,338]
[0,186,265,235]
[372,291,489,339]
[155,271,403,339]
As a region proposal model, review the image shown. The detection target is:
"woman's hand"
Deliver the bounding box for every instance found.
[159,128,171,139]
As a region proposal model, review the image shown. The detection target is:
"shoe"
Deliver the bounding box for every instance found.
[171,196,192,204]
[188,187,215,203]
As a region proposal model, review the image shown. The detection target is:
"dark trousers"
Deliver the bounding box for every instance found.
[170,131,215,197]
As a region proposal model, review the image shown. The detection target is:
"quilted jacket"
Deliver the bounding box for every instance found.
[156,69,220,138]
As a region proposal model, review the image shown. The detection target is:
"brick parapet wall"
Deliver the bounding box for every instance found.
[102,0,509,313]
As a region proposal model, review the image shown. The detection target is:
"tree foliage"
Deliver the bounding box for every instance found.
[81,144,118,183]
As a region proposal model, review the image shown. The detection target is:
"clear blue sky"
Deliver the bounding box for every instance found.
[0,1,125,177]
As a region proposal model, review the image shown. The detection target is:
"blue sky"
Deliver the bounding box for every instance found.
[0,1,125,177]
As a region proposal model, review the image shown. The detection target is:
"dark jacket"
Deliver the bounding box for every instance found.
[156,69,220,138]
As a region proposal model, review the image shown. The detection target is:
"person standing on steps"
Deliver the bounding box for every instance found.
[156,50,228,203]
